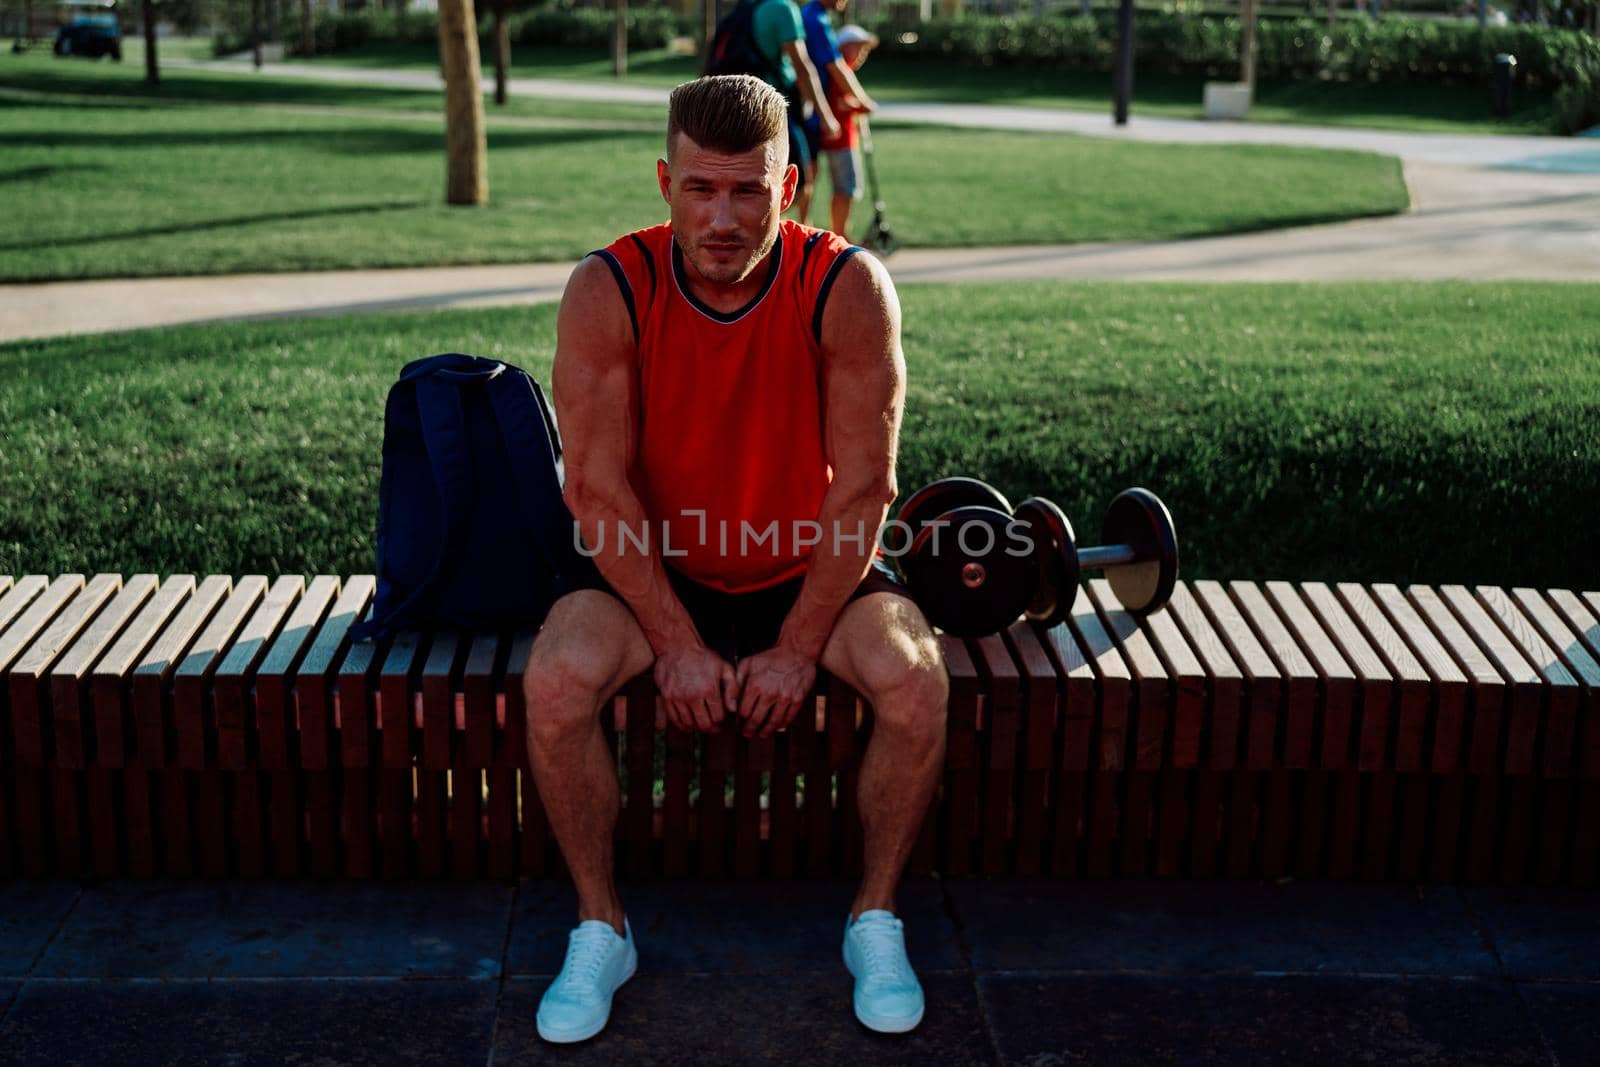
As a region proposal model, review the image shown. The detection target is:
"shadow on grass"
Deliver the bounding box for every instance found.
[0,163,105,183]
[3,123,645,153]
[0,201,425,252]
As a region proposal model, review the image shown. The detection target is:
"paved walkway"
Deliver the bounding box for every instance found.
[5,61,1598,344]
[1,876,1595,1064]
[7,156,1599,343]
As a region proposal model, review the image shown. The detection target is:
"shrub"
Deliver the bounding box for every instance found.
[864,12,1600,132]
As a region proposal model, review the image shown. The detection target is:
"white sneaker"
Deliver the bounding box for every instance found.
[536,917,638,1043]
[843,909,926,1033]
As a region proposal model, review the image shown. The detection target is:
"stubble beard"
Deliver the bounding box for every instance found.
[688,224,780,287]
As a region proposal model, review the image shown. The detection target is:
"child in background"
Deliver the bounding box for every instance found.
[817,25,878,238]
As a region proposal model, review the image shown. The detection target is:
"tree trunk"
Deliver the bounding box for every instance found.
[612,0,627,78]
[251,0,263,68]
[1240,0,1258,91]
[301,0,314,55]
[1328,0,1338,30]
[702,0,716,64]
[494,3,509,105]
[438,0,488,205]
[142,0,159,85]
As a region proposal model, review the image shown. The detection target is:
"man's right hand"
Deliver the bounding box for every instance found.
[654,645,739,733]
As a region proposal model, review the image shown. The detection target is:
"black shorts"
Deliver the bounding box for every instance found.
[564,557,913,661]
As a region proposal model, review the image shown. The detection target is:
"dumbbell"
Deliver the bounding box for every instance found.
[892,478,1180,637]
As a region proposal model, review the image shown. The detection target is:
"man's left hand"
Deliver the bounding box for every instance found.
[735,646,818,739]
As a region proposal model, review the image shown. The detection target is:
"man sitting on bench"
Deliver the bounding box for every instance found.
[524,73,948,1043]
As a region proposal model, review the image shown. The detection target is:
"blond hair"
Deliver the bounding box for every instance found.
[667,75,788,159]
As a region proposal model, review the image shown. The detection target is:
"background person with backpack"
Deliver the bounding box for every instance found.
[705,0,841,201]
[798,14,880,236]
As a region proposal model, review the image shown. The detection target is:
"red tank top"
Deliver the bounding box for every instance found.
[593,220,863,593]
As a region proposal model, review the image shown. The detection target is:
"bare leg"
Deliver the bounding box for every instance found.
[819,593,948,920]
[830,193,853,238]
[524,590,655,936]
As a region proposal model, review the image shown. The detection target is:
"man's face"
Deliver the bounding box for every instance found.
[658,133,797,287]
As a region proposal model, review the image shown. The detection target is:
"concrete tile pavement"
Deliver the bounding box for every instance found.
[0,876,1595,1065]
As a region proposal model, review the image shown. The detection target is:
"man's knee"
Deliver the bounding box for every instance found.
[524,591,650,745]
[845,603,949,734]
[867,655,948,736]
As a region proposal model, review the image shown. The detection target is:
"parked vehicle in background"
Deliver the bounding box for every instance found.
[53,1,123,60]
[55,12,123,58]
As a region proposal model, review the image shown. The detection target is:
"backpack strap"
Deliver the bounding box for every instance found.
[485,369,572,597]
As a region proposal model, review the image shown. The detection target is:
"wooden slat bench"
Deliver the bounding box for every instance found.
[0,573,1596,884]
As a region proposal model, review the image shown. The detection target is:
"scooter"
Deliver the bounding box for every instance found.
[857,116,897,257]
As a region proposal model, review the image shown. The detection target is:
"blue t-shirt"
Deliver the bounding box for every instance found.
[800,0,840,90]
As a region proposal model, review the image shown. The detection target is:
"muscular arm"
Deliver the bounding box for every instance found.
[782,39,839,137]
[776,253,905,659]
[553,256,702,656]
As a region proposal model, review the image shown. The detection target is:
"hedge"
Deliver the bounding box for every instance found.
[224,6,1600,134]
[238,6,697,59]
[863,12,1600,131]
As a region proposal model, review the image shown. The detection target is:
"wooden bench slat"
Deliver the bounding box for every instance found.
[81,575,196,877]
[1267,582,1358,771]
[974,633,1020,876]
[1160,583,1240,878]
[45,575,158,879]
[1224,582,1315,772]
[1109,581,1205,775]
[219,577,306,879]
[0,575,84,677]
[941,634,980,877]
[1266,583,1363,878]
[421,630,463,771]
[51,575,158,769]
[1477,586,1580,782]
[454,633,502,880]
[1089,582,1195,879]
[0,578,49,663]
[1439,585,1544,781]
[256,573,340,873]
[1303,584,1394,772]
[1538,590,1600,685]
[499,630,539,878]
[296,578,374,782]
[1001,621,1058,876]
[1062,588,1132,879]
[1540,591,1600,886]
[418,631,466,879]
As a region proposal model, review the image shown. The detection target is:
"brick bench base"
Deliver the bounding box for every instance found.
[1,573,1596,883]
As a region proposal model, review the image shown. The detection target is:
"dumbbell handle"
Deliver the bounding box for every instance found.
[1077,543,1140,570]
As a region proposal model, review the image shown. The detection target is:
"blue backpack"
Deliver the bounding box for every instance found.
[349,353,576,643]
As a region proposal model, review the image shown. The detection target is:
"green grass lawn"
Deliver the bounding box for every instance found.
[0,56,1406,281]
[3,282,1596,590]
[284,42,1561,136]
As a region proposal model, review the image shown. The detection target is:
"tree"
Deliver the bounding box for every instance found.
[491,0,511,105]
[439,0,488,205]
[1240,0,1259,94]
[142,0,159,85]
[612,0,627,78]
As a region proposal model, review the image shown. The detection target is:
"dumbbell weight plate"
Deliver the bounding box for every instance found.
[902,505,1036,638]
[1101,487,1179,613]
[887,477,1012,558]
[1014,496,1079,629]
